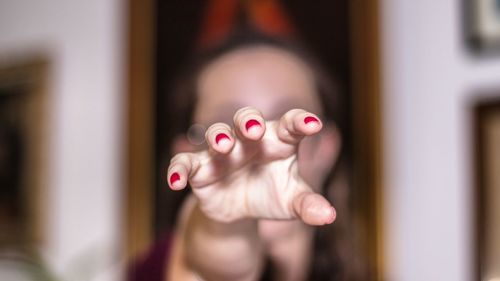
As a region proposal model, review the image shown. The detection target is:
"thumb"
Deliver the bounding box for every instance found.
[292,184,336,226]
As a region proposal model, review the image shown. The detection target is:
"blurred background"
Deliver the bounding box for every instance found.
[1,0,500,280]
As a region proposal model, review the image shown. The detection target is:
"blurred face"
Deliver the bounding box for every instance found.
[191,45,339,189]
[195,46,322,124]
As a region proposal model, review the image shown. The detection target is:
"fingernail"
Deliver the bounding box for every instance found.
[304,116,319,124]
[170,172,180,185]
[215,133,230,144]
[245,119,261,131]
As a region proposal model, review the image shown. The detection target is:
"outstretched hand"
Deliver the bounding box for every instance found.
[167,107,336,226]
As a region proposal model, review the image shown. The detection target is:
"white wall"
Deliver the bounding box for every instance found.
[381,0,500,280]
[0,0,124,280]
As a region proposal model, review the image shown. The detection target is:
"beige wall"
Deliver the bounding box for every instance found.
[0,0,125,280]
[381,0,500,280]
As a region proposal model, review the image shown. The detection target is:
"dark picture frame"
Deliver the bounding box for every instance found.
[0,57,49,247]
[474,96,500,281]
[465,0,500,54]
[126,1,384,278]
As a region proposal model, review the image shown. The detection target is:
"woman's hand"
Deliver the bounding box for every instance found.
[167,107,336,226]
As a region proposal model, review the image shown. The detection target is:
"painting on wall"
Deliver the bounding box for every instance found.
[465,0,500,54]
[475,97,500,281]
[0,57,49,247]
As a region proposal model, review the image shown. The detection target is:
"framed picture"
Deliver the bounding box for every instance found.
[126,1,384,278]
[0,57,49,247]
[465,0,500,54]
[474,97,500,280]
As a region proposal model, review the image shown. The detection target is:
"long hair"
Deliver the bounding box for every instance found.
[160,29,369,281]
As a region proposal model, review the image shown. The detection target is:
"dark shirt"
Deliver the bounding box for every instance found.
[127,231,275,281]
[128,233,172,281]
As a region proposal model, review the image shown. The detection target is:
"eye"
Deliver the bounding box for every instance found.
[186,123,207,146]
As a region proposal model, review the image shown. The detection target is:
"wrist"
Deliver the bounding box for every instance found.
[184,202,265,281]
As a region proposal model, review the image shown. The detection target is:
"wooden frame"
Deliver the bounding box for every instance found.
[125,0,155,259]
[125,3,384,279]
[0,57,49,247]
[350,0,384,279]
[474,97,500,281]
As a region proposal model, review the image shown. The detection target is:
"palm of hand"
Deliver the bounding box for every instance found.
[168,107,336,226]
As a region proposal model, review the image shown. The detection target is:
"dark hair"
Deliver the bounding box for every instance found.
[161,29,368,281]
[166,30,344,146]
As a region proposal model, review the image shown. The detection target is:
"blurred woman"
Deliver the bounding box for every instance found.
[128,3,369,280]
[151,30,367,281]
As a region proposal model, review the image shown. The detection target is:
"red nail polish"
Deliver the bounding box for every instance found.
[170,172,180,185]
[304,116,319,124]
[245,119,261,131]
[215,133,230,144]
